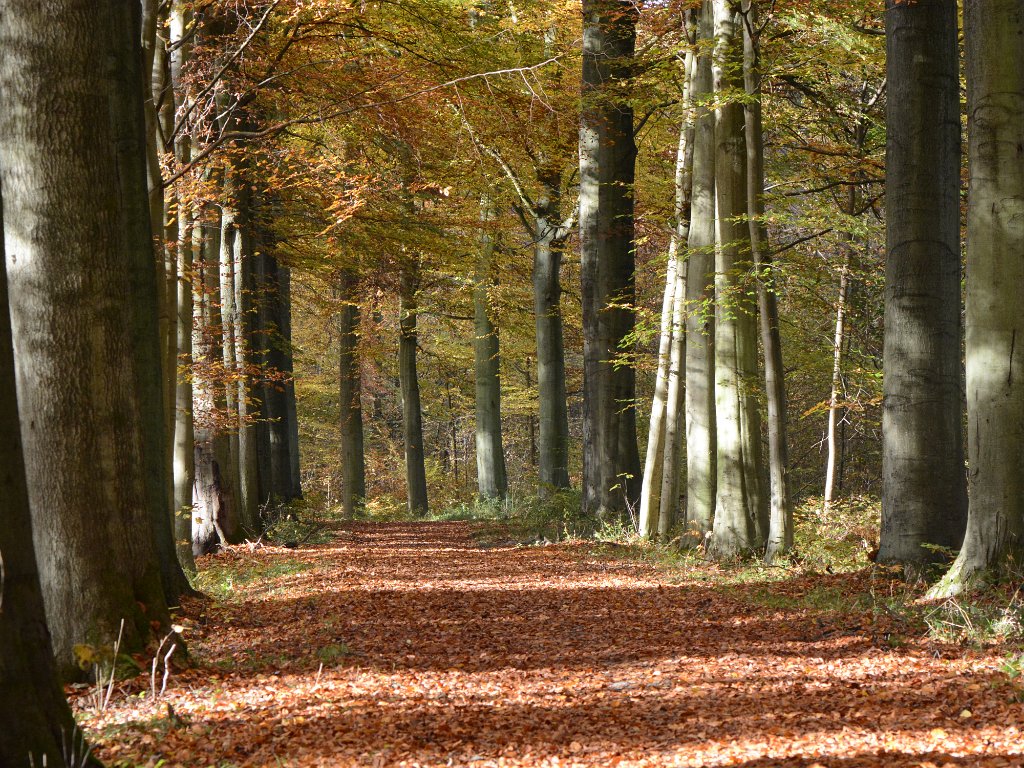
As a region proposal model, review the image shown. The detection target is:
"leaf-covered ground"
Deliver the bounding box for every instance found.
[73,522,1024,767]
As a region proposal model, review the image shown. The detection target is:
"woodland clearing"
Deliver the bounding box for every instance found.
[71,522,1024,768]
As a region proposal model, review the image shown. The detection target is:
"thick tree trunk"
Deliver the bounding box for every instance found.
[0,0,173,675]
[339,269,366,517]
[743,1,794,563]
[474,198,509,500]
[710,0,768,557]
[533,174,572,492]
[685,0,717,542]
[580,0,642,520]
[0,188,99,768]
[879,0,967,567]
[400,263,430,516]
[931,1,1024,596]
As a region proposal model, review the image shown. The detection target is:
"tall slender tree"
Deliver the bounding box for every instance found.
[473,196,509,500]
[339,268,367,516]
[743,0,794,562]
[879,0,966,567]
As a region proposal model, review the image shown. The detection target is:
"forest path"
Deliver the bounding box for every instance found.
[78,521,1024,767]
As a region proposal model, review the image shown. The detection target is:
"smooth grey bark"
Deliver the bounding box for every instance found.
[339,269,366,517]
[879,0,967,567]
[479,150,572,492]
[400,263,430,516]
[742,1,794,563]
[193,209,238,555]
[685,0,717,542]
[220,186,245,535]
[580,0,642,520]
[931,0,1024,595]
[657,94,696,540]
[532,173,573,492]
[709,0,768,557]
[823,248,850,508]
[0,186,98,768]
[230,178,261,533]
[174,200,198,573]
[474,198,509,500]
[642,24,697,540]
[0,0,173,675]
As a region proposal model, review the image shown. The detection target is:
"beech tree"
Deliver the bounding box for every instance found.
[580,0,643,519]
[0,189,98,768]
[709,0,768,557]
[0,0,174,674]
[879,0,966,567]
[932,0,1024,595]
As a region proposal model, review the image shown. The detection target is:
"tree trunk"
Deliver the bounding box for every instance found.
[0,184,99,768]
[193,207,238,555]
[400,263,430,516]
[743,0,794,563]
[931,0,1024,596]
[710,0,768,557]
[641,38,696,538]
[879,0,967,567]
[339,268,366,517]
[220,184,245,534]
[823,252,850,508]
[0,0,173,676]
[685,0,717,542]
[474,197,509,500]
[233,186,261,533]
[533,173,572,492]
[174,201,199,573]
[580,0,642,520]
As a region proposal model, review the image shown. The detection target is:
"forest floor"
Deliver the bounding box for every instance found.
[72,521,1024,768]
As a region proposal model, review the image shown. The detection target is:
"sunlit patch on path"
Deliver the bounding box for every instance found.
[73,522,1024,767]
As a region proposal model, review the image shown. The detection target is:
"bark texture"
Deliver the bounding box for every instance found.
[684,0,718,542]
[710,0,768,557]
[932,0,1024,595]
[743,0,793,563]
[0,0,173,675]
[580,0,642,520]
[0,188,98,768]
[879,0,967,566]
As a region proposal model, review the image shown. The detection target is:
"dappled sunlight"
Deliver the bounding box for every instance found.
[72,522,1024,767]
